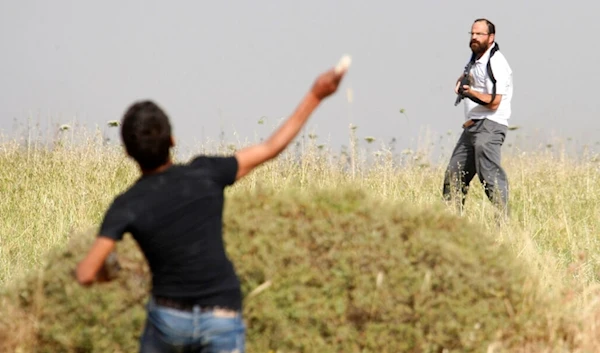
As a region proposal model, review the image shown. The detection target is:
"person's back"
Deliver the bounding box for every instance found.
[102,155,242,310]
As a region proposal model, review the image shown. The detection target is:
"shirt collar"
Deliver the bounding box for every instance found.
[475,42,496,64]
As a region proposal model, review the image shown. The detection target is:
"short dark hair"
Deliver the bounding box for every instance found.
[474,18,495,35]
[120,100,172,170]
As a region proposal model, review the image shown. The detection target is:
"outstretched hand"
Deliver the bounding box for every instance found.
[311,69,345,101]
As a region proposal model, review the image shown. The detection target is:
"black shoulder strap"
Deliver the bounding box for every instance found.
[464,52,476,73]
[487,43,499,85]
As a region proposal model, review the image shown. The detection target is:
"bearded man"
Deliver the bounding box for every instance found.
[443,18,514,218]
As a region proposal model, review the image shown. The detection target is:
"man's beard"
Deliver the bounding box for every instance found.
[470,40,489,55]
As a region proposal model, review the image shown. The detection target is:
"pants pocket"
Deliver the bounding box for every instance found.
[203,316,246,353]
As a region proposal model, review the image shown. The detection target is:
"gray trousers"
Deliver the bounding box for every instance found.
[442,118,509,213]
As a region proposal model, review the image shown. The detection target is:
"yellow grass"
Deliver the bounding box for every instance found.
[2,124,600,351]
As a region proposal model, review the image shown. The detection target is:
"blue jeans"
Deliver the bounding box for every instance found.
[139,297,246,353]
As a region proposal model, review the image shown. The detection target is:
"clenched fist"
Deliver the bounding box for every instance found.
[311,69,345,101]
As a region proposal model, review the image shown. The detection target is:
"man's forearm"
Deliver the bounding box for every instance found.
[466,90,501,110]
[468,90,492,103]
[264,92,320,157]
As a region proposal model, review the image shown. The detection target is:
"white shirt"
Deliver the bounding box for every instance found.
[463,42,513,126]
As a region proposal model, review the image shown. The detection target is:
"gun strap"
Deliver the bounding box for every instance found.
[465,43,499,106]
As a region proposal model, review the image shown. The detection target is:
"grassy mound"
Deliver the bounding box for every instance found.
[0,187,577,352]
[0,230,150,353]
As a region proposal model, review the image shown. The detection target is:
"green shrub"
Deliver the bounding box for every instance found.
[227,187,576,352]
[0,229,150,353]
[0,187,577,352]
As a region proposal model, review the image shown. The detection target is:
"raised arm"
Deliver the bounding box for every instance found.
[234,67,346,181]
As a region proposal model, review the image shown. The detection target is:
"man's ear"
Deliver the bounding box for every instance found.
[170,135,175,147]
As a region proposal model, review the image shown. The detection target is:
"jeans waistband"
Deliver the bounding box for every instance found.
[152,295,239,316]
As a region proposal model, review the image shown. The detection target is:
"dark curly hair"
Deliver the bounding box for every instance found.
[120,100,172,170]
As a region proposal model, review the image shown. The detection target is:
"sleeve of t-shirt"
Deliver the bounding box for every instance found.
[189,155,239,187]
[98,196,133,241]
[490,56,512,95]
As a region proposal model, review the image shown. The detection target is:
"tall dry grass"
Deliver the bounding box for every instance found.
[2,123,600,351]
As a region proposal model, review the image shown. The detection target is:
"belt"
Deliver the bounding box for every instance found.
[153,296,238,316]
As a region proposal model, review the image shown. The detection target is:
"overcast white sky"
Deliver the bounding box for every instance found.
[1,1,599,160]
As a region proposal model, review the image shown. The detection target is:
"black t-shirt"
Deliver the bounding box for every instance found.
[98,155,241,311]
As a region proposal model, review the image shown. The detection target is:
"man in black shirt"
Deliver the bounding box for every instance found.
[76,64,347,352]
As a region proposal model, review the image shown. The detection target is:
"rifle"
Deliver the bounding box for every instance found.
[454,72,471,106]
[454,58,475,106]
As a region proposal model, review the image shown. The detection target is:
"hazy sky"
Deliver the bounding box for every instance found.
[1,1,599,159]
